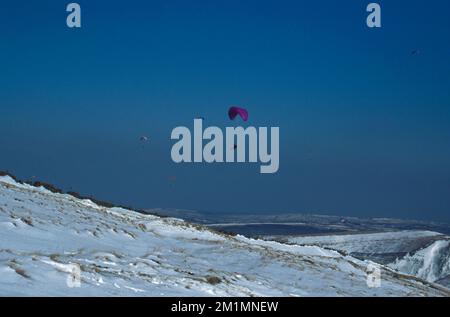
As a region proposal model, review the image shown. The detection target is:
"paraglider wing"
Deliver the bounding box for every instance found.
[228,106,249,122]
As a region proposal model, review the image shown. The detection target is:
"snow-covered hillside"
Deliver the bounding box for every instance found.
[0,176,449,296]
[390,240,450,287]
[282,231,450,288]
[282,231,445,258]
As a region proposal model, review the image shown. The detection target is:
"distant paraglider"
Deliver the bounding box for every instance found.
[168,175,177,187]
[411,49,420,56]
[139,136,149,149]
[228,106,249,122]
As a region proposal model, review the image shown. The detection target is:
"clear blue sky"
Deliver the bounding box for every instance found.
[1,0,450,222]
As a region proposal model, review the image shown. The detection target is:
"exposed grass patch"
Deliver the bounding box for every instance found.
[33,181,63,194]
[8,262,31,279]
[20,217,33,226]
[205,275,222,285]
[14,267,31,279]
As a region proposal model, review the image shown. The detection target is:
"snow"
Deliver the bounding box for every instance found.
[280,230,450,288]
[1,176,449,296]
[389,240,450,285]
[282,231,444,254]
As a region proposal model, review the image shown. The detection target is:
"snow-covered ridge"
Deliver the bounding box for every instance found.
[281,231,450,288]
[389,240,450,287]
[0,175,449,296]
[283,231,445,255]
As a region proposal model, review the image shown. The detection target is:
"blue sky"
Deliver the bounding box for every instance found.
[1,0,450,222]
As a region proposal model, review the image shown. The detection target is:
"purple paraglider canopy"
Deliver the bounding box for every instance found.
[228,106,249,122]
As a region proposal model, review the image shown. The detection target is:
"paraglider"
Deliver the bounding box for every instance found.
[411,49,420,55]
[168,175,177,187]
[228,106,249,122]
[139,136,149,149]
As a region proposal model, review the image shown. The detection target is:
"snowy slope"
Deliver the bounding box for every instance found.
[282,231,445,256]
[281,231,450,288]
[0,176,449,296]
[389,240,450,288]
